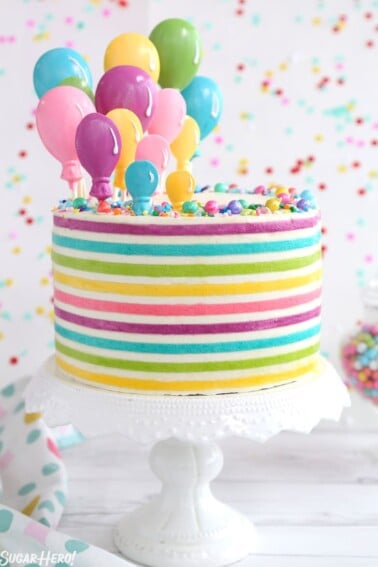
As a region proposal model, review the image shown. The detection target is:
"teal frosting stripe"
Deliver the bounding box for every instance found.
[55,322,321,355]
[52,232,321,257]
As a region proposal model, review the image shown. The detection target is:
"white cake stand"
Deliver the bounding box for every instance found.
[25,356,349,567]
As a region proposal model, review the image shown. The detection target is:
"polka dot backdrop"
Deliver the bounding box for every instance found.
[1,0,377,383]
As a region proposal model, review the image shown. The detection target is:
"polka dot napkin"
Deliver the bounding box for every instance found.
[0,377,67,528]
[0,504,131,566]
[0,378,131,565]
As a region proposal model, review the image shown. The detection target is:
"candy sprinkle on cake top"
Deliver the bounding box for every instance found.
[53,184,318,218]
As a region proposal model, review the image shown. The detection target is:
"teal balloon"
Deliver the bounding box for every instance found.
[181,76,223,140]
[125,160,159,215]
[33,47,93,99]
[149,18,202,89]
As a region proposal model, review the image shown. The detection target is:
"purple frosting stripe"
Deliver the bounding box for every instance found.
[55,305,321,335]
[53,214,319,236]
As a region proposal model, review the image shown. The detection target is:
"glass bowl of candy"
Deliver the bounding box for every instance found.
[341,278,378,404]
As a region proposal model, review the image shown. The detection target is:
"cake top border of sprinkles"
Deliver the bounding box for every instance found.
[53,185,320,221]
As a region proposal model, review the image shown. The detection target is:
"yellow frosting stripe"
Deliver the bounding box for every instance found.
[53,268,322,297]
[56,356,318,391]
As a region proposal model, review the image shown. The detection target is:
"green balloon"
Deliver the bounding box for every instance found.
[59,76,94,102]
[149,18,202,90]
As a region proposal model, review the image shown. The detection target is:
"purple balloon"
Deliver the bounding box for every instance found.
[95,66,157,132]
[75,113,122,200]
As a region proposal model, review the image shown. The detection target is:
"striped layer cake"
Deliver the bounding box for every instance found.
[52,207,322,394]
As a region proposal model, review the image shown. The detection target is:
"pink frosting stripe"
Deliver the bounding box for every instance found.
[53,214,320,236]
[54,287,321,317]
[54,305,321,335]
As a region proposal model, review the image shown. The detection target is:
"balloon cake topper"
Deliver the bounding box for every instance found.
[34,19,223,215]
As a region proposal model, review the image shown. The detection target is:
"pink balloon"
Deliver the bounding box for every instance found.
[148,88,186,143]
[95,65,157,132]
[75,113,122,201]
[135,134,170,176]
[36,85,95,189]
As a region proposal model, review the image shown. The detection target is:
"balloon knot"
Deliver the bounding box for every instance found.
[61,160,82,187]
[90,177,113,200]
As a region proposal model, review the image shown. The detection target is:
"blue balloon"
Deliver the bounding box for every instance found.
[181,76,223,140]
[125,160,159,215]
[33,47,93,99]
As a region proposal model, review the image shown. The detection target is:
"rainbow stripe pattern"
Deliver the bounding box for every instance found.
[52,211,322,394]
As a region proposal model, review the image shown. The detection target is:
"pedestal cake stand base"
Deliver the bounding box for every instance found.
[25,357,349,567]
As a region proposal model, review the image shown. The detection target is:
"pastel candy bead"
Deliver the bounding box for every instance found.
[254,185,265,194]
[265,198,280,212]
[72,197,87,210]
[277,192,291,205]
[204,200,220,215]
[342,323,378,404]
[182,201,199,214]
[343,344,357,356]
[300,189,315,201]
[275,185,288,195]
[227,200,243,214]
[297,199,310,211]
[214,182,228,192]
[256,206,270,215]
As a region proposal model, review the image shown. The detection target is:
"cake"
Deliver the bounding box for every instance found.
[51,190,322,395]
[33,23,322,395]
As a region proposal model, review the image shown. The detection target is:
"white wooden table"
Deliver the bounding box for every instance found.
[58,407,378,567]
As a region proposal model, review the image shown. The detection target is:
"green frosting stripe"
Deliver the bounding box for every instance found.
[52,250,321,278]
[56,340,320,373]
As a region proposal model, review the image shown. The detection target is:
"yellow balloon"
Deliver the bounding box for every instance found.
[170,116,200,171]
[165,170,195,211]
[106,109,143,191]
[104,33,160,82]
